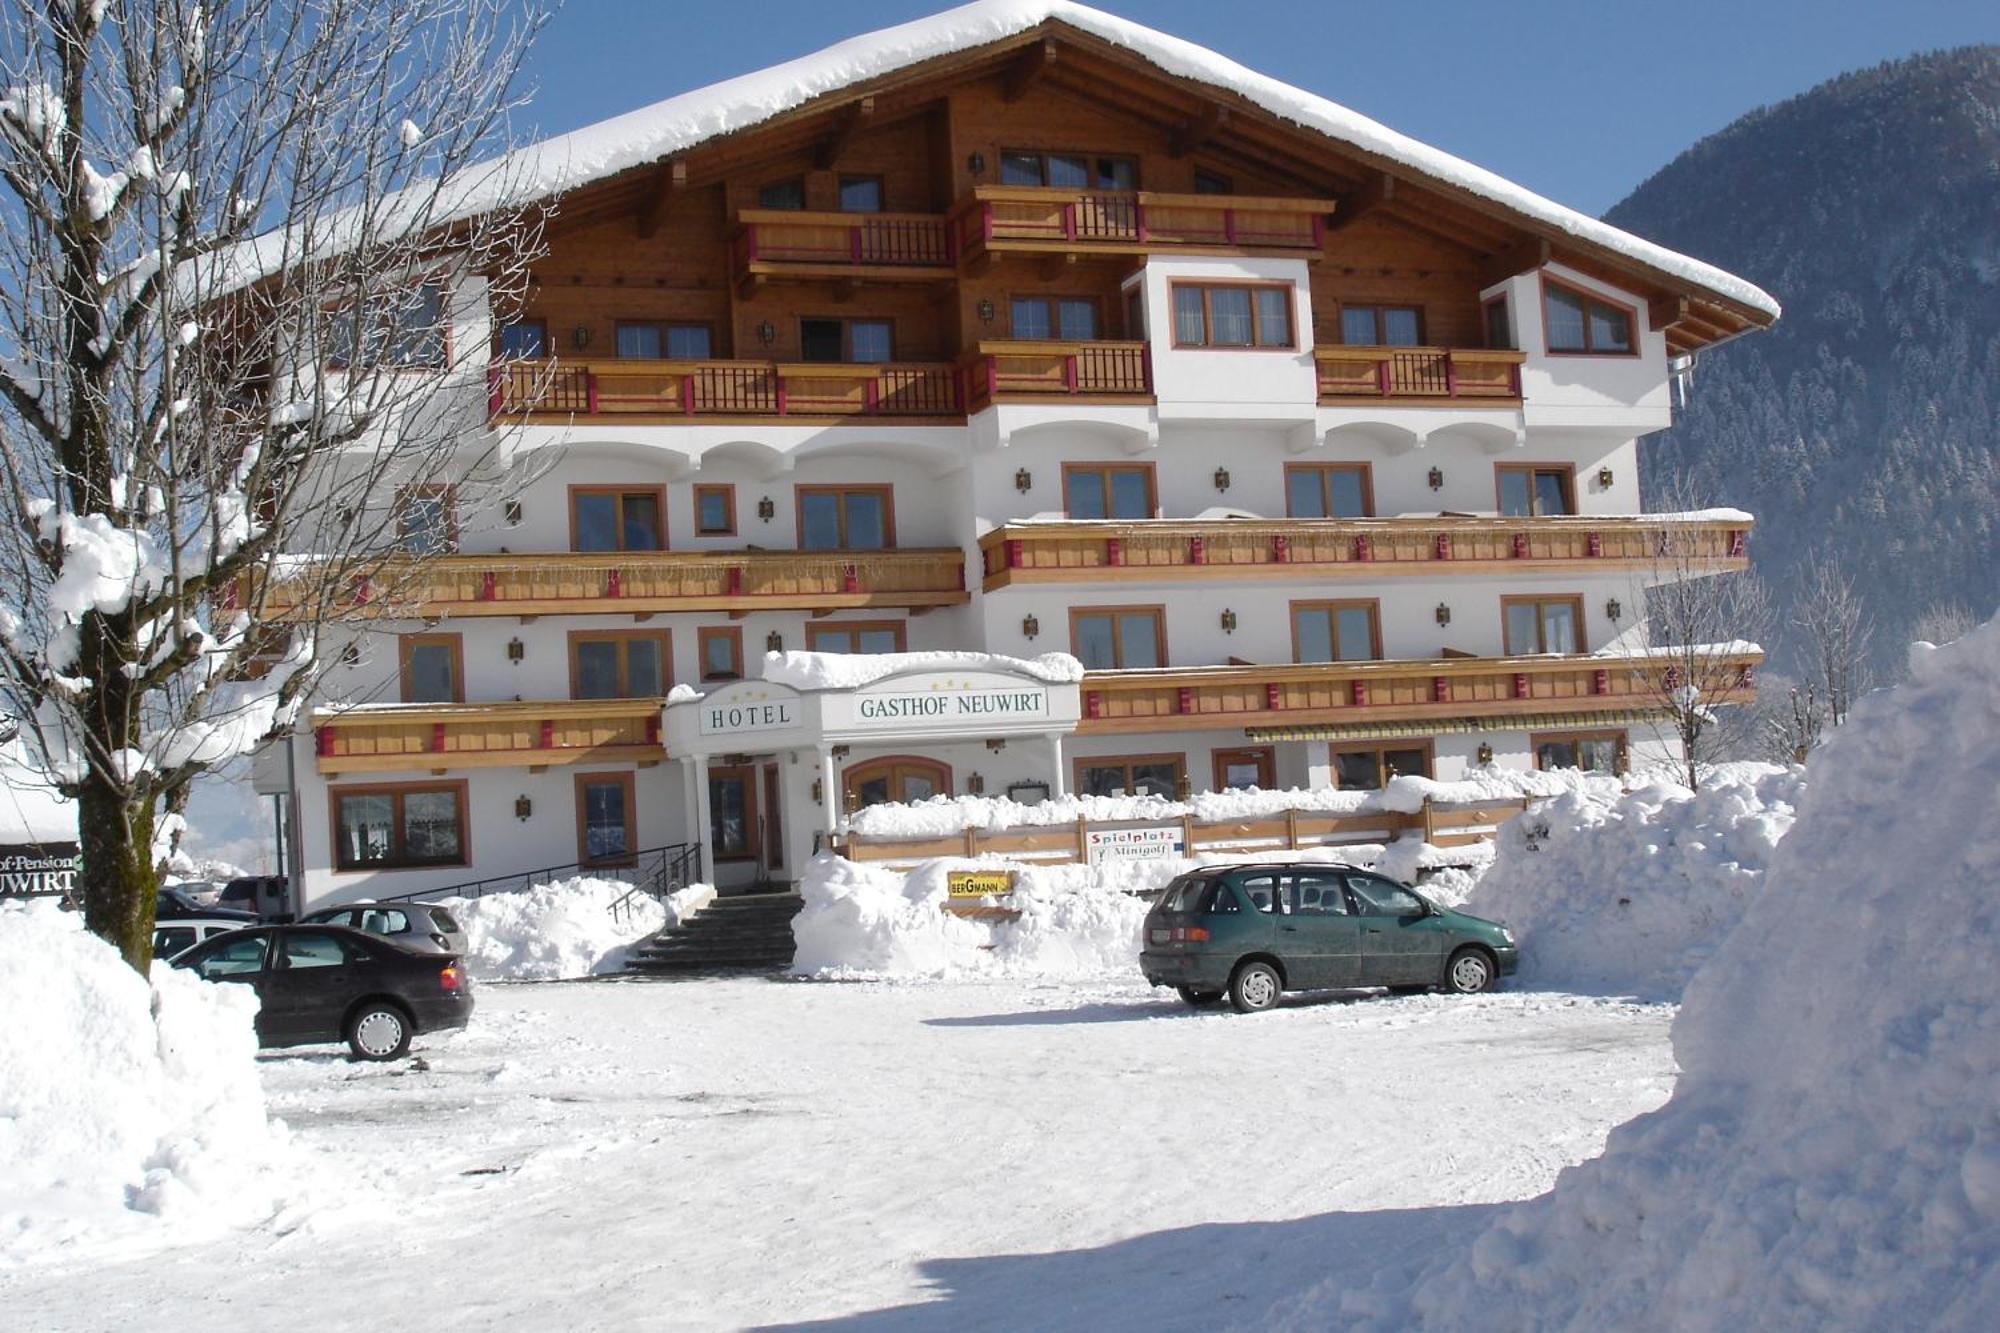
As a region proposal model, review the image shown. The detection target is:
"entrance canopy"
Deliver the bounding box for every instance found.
[662,651,1084,880]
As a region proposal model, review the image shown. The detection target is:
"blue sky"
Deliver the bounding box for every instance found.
[515,0,1997,216]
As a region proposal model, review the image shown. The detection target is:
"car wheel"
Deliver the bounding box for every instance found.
[1228,961,1282,1014]
[1443,948,1495,995]
[346,1002,412,1060]
[1175,985,1222,1007]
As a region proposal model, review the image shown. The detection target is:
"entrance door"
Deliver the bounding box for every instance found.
[709,766,758,866]
[1213,746,1275,791]
[844,756,951,810]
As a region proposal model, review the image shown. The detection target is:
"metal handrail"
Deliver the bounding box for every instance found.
[608,842,703,925]
[368,842,701,908]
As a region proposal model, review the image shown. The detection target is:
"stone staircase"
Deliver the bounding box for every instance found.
[624,892,803,975]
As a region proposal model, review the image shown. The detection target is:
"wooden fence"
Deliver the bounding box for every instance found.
[839,795,1532,868]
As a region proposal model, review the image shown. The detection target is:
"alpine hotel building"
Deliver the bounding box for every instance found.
[263,2,1778,904]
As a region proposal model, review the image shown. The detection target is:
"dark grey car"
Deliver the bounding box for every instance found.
[300,901,468,956]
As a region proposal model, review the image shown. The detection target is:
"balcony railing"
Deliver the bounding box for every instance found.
[730,208,955,281]
[489,357,962,421]
[952,187,1336,259]
[268,548,969,619]
[1076,649,1762,736]
[1316,346,1526,403]
[962,339,1152,411]
[979,514,1750,588]
[313,698,663,774]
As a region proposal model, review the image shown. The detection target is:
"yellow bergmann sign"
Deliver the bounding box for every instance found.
[946,870,1017,898]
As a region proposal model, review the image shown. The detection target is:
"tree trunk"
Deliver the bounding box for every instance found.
[78,782,159,972]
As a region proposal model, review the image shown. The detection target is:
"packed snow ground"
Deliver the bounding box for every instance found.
[0,977,1673,1330]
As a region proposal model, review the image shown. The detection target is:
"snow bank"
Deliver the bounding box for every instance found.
[1301,617,2000,1329]
[0,900,295,1266]
[761,648,1084,690]
[438,876,691,981]
[1463,765,1801,999]
[847,767,1608,839]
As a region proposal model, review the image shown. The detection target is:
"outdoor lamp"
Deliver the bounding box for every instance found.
[1606,598,1623,621]
[976,298,996,325]
[1597,466,1615,488]
[757,496,776,521]
[507,637,524,662]
[1435,603,1451,627]
[1021,614,1039,640]
[1014,468,1032,492]
[967,772,986,796]
[1212,467,1231,492]
[514,795,533,821]
[756,320,777,346]
[1476,743,1494,766]
[503,499,522,525]
[766,631,783,653]
[1220,608,1237,634]
[1427,467,1444,490]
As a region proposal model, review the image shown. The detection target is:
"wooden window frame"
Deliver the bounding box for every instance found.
[842,754,954,810]
[1327,740,1435,791]
[1212,746,1275,792]
[1073,752,1187,798]
[1168,280,1297,350]
[837,174,885,213]
[997,149,1139,189]
[1501,594,1590,656]
[756,176,806,210]
[798,316,895,364]
[323,276,450,370]
[613,320,714,361]
[698,625,744,682]
[567,628,672,700]
[1337,303,1427,347]
[1539,273,1640,357]
[1493,463,1577,517]
[495,316,548,359]
[328,780,470,873]
[395,483,458,555]
[692,484,737,537]
[804,619,908,654]
[794,484,896,550]
[396,632,464,704]
[1060,461,1157,520]
[1008,293,1102,341]
[574,770,638,869]
[1068,604,1168,671]
[1289,599,1383,664]
[1530,729,1629,774]
[568,484,667,552]
[1283,462,1375,518]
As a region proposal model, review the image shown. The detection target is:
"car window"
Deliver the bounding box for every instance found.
[1158,875,1217,914]
[280,932,348,970]
[193,934,268,979]
[426,907,460,934]
[1288,871,1350,915]
[1345,874,1425,917]
[155,927,195,956]
[1235,872,1280,913]
[358,908,411,935]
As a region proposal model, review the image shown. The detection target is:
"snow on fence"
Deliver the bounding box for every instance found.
[836,795,1531,868]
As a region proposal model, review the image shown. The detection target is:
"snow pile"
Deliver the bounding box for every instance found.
[847,766,1613,839]
[791,854,1152,979]
[761,648,1084,690]
[1463,764,1802,999]
[0,899,295,1265]
[438,876,693,981]
[1301,617,2000,1329]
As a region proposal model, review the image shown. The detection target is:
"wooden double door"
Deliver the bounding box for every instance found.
[709,762,786,886]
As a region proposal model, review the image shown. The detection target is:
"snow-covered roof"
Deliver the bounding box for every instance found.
[480,0,1776,319]
[762,649,1086,692]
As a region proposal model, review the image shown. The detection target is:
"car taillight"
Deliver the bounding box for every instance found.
[1175,926,1210,943]
[439,964,463,991]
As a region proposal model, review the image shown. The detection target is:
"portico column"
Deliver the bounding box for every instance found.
[819,744,843,840]
[691,752,714,884]
[1047,732,1068,798]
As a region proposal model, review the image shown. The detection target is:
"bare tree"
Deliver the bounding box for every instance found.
[1760,556,1871,762]
[0,0,549,968]
[1911,601,1978,649]
[1635,479,1770,788]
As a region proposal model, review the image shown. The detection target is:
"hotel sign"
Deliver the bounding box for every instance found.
[698,696,802,738]
[854,687,1049,724]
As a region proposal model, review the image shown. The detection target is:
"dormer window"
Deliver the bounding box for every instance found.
[1542,278,1635,354]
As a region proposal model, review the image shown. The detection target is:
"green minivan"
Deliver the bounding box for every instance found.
[1139,864,1518,1012]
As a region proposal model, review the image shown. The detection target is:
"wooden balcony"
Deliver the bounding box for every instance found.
[270,548,968,620]
[980,514,1750,589]
[1076,649,1763,736]
[313,699,662,774]
[1316,346,1526,405]
[730,208,956,289]
[489,357,962,423]
[962,339,1152,411]
[952,187,1336,261]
